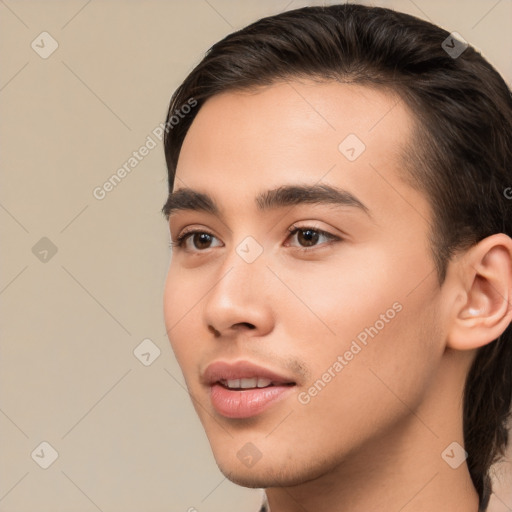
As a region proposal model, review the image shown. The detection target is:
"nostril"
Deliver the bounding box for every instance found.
[237,322,256,330]
[208,325,221,337]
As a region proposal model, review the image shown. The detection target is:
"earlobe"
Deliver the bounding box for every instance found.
[446,233,512,351]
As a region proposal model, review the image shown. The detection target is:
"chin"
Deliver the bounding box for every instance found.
[214,452,331,489]
[217,464,299,489]
[219,468,272,489]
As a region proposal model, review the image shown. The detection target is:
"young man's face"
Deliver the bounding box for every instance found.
[163,80,453,487]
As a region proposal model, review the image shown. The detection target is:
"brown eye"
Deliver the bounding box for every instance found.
[191,233,214,249]
[296,228,320,247]
[287,226,338,250]
[170,230,222,251]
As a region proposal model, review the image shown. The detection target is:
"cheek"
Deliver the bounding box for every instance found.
[163,265,180,338]
[289,297,442,457]
[271,251,404,347]
[281,249,442,402]
[163,264,203,368]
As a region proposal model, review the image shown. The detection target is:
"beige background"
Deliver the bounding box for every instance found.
[1,0,511,511]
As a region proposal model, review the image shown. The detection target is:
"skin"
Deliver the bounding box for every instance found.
[163,80,512,512]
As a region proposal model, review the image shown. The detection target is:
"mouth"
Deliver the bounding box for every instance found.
[218,378,296,390]
[203,361,297,419]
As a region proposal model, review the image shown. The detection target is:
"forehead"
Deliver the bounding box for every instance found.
[175,80,428,225]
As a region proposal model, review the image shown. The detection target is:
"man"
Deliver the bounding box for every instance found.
[161,4,512,511]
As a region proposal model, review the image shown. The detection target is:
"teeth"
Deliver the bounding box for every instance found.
[257,378,272,388]
[224,378,273,389]
[226,379,241,388]
[240,378,257,389]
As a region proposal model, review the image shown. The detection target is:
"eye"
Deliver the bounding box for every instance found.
[286,224,340,252]
[169,224,340,253]
[170,229,222,251]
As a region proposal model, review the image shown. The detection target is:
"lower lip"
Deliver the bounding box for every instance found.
[210,383,295,419]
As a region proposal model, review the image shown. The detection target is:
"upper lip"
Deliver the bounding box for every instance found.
[202,360,297,386]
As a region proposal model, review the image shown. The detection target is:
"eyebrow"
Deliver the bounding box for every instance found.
[162,183,370,220]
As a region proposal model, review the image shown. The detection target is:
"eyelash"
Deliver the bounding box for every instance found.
[169,224,340,253]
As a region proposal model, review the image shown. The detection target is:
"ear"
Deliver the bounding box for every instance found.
[446,233,512,351]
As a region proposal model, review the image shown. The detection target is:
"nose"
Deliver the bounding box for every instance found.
[203,249,275,339]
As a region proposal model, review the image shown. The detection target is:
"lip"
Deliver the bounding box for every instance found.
[203,360,297,419]
[203,360,297,385]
